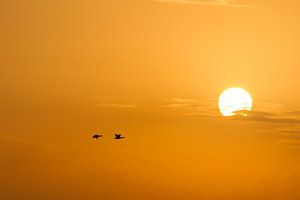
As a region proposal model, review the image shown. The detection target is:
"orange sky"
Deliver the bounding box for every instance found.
[0,0,300,199]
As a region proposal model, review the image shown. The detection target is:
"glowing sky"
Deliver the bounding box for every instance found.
[0,0,300,199]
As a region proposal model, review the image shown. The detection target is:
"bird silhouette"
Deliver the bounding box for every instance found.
[114,134,125,139]
[92,134,103,139]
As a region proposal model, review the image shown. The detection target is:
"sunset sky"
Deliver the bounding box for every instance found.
[1,0,300,199]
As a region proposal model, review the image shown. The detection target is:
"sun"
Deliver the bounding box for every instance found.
[218,87,252,117]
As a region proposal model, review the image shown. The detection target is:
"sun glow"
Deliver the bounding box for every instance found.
[218,87,252,117]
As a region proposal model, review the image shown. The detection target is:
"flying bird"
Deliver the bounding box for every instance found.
[114,134,125,139]
[92,134,103,139]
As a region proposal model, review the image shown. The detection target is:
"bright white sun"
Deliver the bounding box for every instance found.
[218,87,252,117]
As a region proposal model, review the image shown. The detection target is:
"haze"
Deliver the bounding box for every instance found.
[0,0,300,199]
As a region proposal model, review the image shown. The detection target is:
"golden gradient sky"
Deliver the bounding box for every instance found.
[1,0,300,199]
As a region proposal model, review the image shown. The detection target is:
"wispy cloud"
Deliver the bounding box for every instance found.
[0,136,59,150]
[163,97,300,124]
[232,110,300,124]
[277,127,300,135]
[96,103,137,109]
[89,96,137,109]
[163,97,300,147]
[162,97,220,117]
[155,0,258,8]
[0,136,60,170]
[163,98,283,119]
[275,126,300,148]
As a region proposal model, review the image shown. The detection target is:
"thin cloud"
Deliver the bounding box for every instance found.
[155,0,258,8]
[164,97,300,148]
[163,98,207,108]
[232,110,300,124]
[163,97,220,117]
[274,126,300,148]
[96,103,137,109]
[0,136,60,170]
[0,136,59,150]
[89,96,137,109]
[276,139,300,146]
[285,110,300,116]
[163,98,300,124]
[278,128,300,135]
